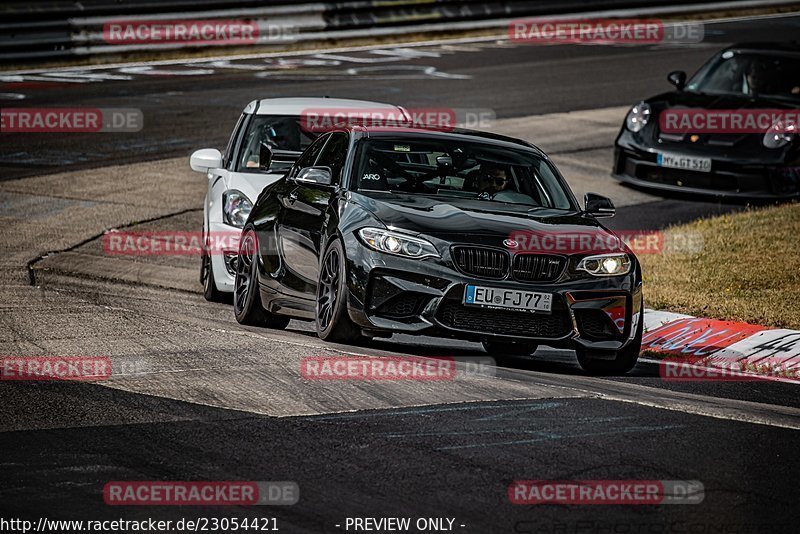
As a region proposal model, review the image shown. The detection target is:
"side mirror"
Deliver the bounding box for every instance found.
[296,166,333,186]
[667,70,687,91]
[584,192,615,218]
[258,142,273,172]
[190,148,222,173]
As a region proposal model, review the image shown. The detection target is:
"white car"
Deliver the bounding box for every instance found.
[189,97,407,301]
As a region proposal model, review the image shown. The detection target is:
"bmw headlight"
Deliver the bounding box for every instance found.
[577,253,631,276]
[625,102,651,133]
[763,120,796,149]
[223,190,252,228]
[358,228,439,259]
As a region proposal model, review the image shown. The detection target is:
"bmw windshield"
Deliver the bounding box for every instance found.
[350,137,574,209]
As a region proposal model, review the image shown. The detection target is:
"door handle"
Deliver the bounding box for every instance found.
[288,191,298,203]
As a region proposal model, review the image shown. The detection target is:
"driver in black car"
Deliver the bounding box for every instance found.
[476,165,510,196]
[742,57,769,95]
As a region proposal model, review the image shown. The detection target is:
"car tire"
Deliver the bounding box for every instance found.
[201,253,226,303]
[233,228,290,329]
[482,341,537,357]
[316,238,363,343]
[576,315,643,375]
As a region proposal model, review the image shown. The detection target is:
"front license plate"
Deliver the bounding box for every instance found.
[657,152,711,173]
[464,285,552,314]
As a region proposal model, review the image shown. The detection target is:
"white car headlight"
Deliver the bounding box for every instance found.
[358,228,439,259]
[223,190,252,228]
[625,102,651,133]
[763,120,796,149]
[577,253,631,276]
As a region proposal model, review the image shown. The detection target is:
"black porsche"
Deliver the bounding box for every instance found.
[233,125,644,374]
[613,42,800,199]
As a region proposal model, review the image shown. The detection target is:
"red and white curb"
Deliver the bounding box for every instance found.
[641,310,800,383]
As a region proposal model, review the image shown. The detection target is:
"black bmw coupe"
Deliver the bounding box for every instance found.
[613,42,800,199]
[234,125,644,374]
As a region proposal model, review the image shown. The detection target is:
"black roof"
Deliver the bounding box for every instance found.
[344,124,546,157]
[724,42,800,54]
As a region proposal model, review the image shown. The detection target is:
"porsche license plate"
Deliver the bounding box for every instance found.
[657,152,711,173]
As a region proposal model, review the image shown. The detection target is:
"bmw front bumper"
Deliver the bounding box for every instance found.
[342,235,643,352]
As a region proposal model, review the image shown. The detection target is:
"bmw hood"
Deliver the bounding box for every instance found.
[349,192,628,255]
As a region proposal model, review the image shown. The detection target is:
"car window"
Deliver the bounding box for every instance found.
[313,132,349,185]
[292,134,330,176]
[237,115,319,172]
[351,138,573,209]
[223,113,247,169]
[686,51,800,100]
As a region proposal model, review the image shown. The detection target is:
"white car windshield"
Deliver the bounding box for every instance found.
[238,115,319,171]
